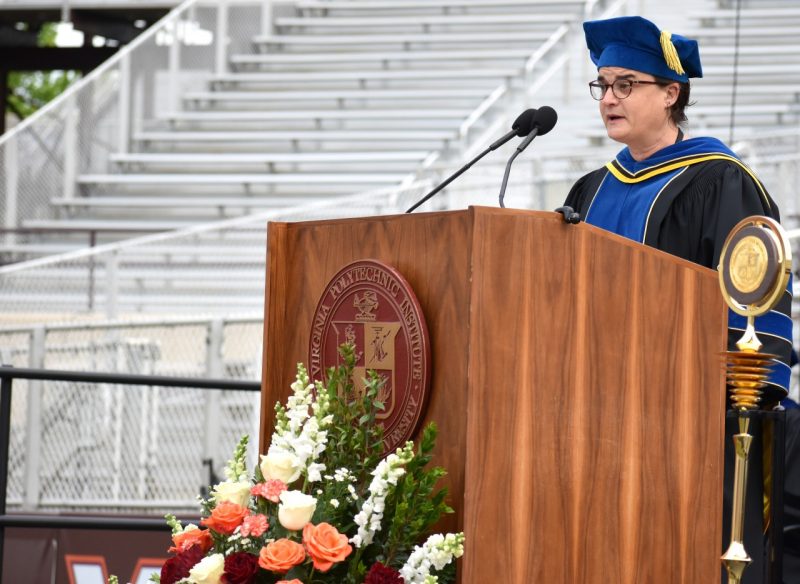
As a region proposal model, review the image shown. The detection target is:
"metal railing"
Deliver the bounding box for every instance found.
[0,314,266,514]
[0,364,259,578]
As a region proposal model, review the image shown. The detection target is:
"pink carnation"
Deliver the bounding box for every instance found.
[251,479,288,503]
[241,513,269,538]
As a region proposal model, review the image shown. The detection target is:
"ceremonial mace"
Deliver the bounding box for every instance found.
[718,216,792,584]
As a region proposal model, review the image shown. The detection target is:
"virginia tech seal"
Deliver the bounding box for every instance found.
[308,259,431,455]
[719,216,791,316]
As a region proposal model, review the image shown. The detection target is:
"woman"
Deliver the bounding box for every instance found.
[564,16,792,397]
[563,16,795,583]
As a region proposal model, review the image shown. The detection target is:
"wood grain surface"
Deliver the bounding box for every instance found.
[461,208,726,583]
[260,207,728,583]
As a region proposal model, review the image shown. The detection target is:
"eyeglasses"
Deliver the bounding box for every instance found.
[589,79,663,100]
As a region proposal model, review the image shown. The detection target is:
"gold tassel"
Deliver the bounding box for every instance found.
[660,30,685,76]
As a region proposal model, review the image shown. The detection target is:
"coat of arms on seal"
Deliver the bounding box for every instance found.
[308,259,431,455]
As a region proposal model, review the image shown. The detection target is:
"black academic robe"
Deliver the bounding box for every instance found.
[564,137,792,393]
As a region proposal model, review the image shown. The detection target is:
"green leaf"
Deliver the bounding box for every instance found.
[7,25,80,119]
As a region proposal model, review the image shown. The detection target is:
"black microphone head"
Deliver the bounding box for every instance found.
[511,108,537,136]
[532,106,558,135]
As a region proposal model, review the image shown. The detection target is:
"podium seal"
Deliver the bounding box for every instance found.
[309,259,431,455]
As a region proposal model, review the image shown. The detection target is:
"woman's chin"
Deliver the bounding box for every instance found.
[605,125,628,144]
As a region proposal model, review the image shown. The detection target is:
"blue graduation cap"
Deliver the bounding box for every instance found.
[583,16,702,82]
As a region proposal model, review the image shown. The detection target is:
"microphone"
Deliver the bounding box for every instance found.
[515,106,557,153]
[405,109,538,213]
[498,106,558,208]
[555,205,581,224]
[489,108,538,151]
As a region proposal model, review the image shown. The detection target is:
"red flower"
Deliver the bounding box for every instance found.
[223,552,260,584]
[365,562,404,584]
[160,545,204,584]
[251,479,287,503]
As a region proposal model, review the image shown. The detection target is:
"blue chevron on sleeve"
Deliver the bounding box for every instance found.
[727,278,793,394]
[728,309,793,348]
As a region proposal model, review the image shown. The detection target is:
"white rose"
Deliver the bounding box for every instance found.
[260,451,302,484]
[188,553,224,584]
[211,480,251,508]
[278,490,317,531]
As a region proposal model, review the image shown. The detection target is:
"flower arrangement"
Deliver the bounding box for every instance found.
[153,344,464,584]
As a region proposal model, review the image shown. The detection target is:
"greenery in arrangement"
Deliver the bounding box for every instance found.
[149,344,464,584]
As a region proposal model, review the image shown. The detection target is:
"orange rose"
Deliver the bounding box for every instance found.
[201,500,248,535]
[168,526,213,554]
[258,539,306,573]
[302,522,353,572]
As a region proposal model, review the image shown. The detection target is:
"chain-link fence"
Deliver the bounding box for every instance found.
[1,315,263,513]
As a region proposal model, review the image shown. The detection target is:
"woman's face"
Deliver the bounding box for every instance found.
[596,66,676,149]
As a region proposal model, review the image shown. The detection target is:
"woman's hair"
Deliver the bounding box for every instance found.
[654,76,692,127]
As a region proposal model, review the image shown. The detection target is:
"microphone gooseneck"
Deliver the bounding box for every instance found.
[498,106,559,208]
[405,108,538,213]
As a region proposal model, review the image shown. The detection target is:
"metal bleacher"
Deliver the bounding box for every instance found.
[6,0,597,249]
[0,0,595,319]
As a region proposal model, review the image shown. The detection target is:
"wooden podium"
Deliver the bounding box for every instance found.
[260,207,728,583]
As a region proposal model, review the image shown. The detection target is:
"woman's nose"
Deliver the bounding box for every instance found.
[600,87,619,104]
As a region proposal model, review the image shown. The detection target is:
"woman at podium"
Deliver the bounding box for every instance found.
[562,15,795,583]
[563,15,792,402]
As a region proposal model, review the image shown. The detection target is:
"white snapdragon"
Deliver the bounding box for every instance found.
[268,367,332,483]
[307,462,326,483]
[334,467,355,483]
[223,435,250,483]
[210,436,251,507]
[400,532,465,584]
[350,442,414,548]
